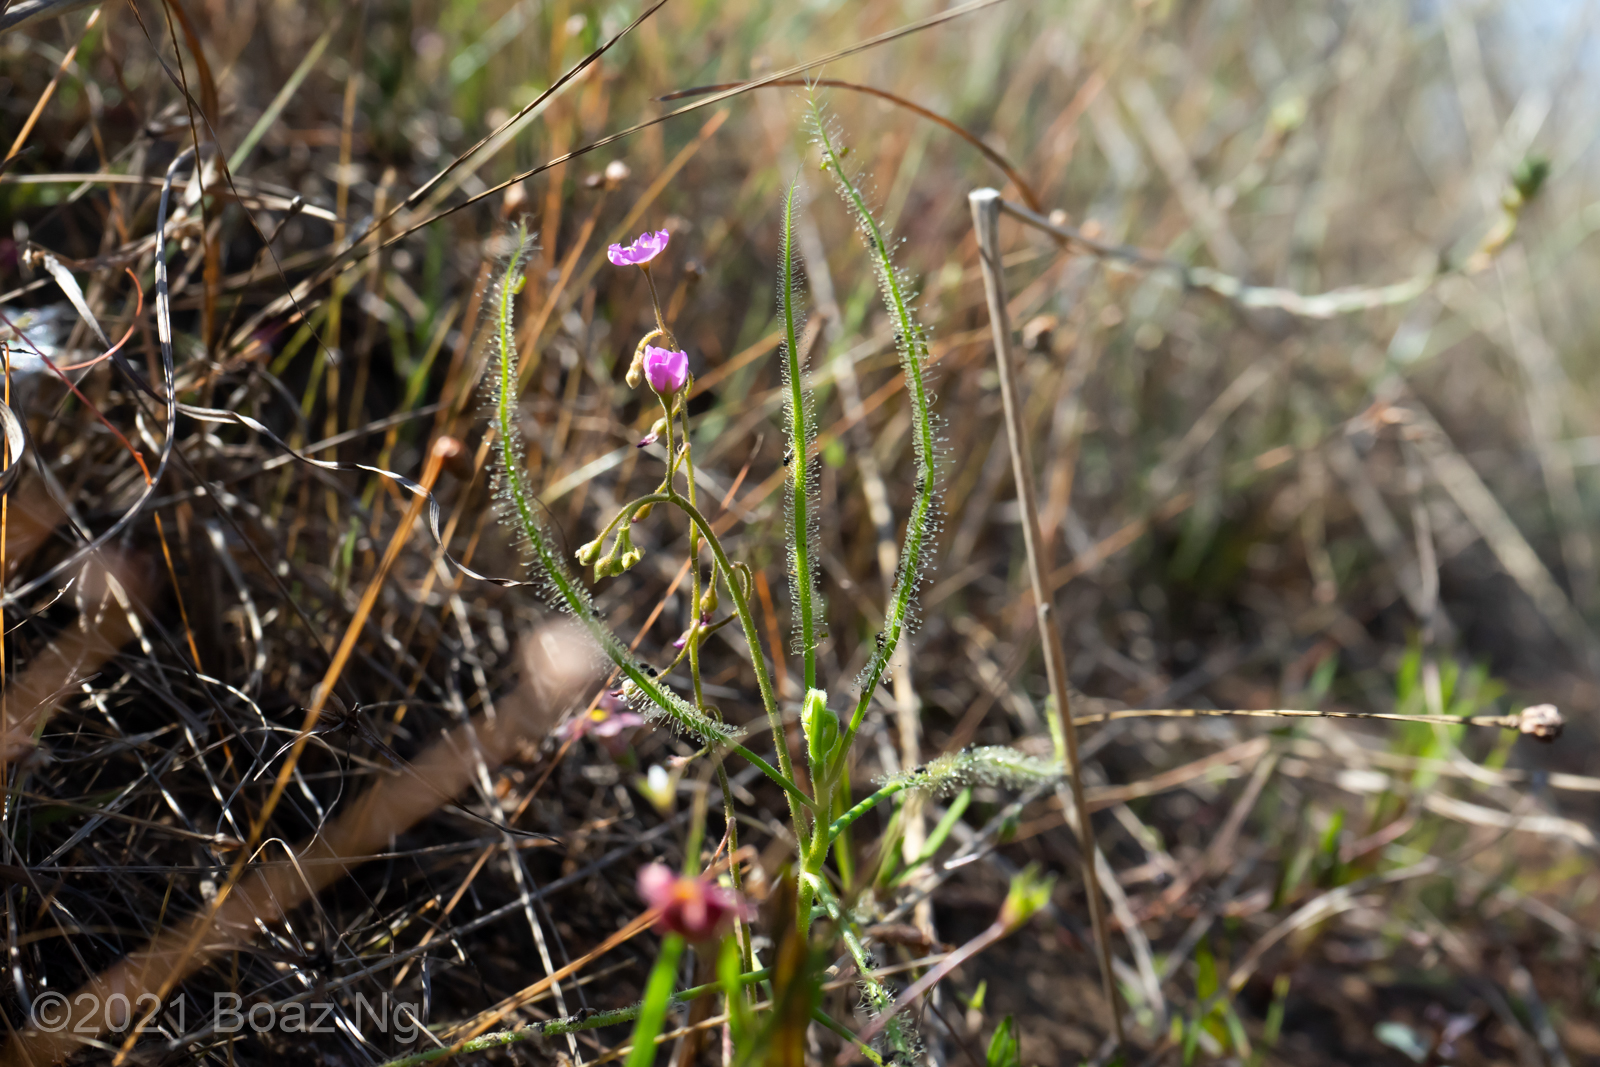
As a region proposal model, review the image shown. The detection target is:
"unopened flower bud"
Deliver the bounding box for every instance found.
[998,864,1055,933]
[635,764,676,813]
[576,537,605,565]
[636,417,669,449]
[599,526,644,576]
[802,688,840,779]
[633,501,655,521]
[698,583,719,617]
[594,526,638,581]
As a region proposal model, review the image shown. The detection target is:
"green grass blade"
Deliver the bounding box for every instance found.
[228,21,339,173]
[625,934,686,1067]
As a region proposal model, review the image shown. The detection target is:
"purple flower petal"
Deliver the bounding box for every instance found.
[607,228,670,267]
[637,863,677,909]
[642,345,688,395]
[636,863,752,942]
[591,711,645,738]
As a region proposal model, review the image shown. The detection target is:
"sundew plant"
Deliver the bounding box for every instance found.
[485,100,1061,1063]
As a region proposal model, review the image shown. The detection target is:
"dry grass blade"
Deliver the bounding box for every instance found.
[970,187,1124,1050]
[352,0,1017,263]
[658,78,1045,211]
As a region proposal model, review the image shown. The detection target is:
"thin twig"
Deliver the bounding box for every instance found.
[970,188,1125,1052]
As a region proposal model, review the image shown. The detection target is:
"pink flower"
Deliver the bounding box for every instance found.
[560,696,645,757]
[607,229,670,267]
[637,863,752,942]
[642,345,688,395]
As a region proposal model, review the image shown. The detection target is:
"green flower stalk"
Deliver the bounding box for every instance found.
[485,224,806,809]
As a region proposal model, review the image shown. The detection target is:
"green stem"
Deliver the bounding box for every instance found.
[656,489,813,847]
[679,389,711,715]
[591,493,655,551]
[827,779,910,843]
[804,872,914,1056]
[715,761,755,975]
[811,1006,886,1066]
[641,264,673,343]
[728,745,811,810]
[487,232,807,812]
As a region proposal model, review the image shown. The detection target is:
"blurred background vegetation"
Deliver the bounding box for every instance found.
[2,0,1600,1063]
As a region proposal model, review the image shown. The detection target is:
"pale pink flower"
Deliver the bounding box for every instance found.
[607,229,670,267]
[560,695,645,757]
[642,345,688,395]
[637,863,752,941]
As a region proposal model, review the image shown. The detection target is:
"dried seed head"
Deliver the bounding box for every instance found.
[1517,703,1563,741]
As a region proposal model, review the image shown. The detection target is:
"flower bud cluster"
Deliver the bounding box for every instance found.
[577,524,643,581]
